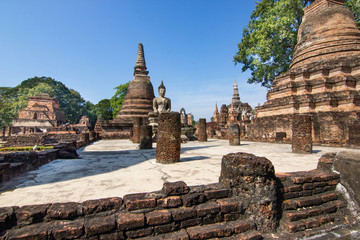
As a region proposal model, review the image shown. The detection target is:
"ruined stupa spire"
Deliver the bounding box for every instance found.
[134,43,148,76]
[232,79,241,109]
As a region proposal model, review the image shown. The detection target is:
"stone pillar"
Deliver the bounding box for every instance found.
[132,117,142,144]
[187,114,193,126]
[229,123,240,145]
[156,112,181,164]
[139,125,152,149]
[219,152,278,232]
[198,118,207,142]
[292,115,312,154]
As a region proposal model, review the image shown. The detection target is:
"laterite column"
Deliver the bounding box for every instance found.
[198,118,207,142]
[292,114,312,154]
[229,123,240,145]
[156,112,181,164]
[139,125,152,149]
[132,117,142,144]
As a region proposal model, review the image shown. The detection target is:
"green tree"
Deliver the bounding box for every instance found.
[0,76,94,126]
[234,0,360,88]
[110,82,130,118]
[94,99,113,122]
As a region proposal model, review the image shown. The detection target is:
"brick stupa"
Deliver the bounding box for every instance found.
[114,43,155,123]
[250,0,360,146]
[98,43,155,139]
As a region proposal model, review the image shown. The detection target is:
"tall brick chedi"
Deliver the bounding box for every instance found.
[115,43,155,123]
[252,0,360,146]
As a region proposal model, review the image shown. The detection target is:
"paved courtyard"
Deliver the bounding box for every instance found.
[1,139,359,207]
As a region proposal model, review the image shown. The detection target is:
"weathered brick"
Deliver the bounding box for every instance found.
[187,222,233,239]
[146,210,172,225]
[85,214,115,236]
[307,206,323,217]
[140,229,189,240]
[320,173,339,181]
[196,202,220,217]
[327,179,340,185]
[82,197,122,215]
[16,204,50,226]
[162,181,189,196]
[291,176,312,184]
[203,213,223,225]
[322,203,337,214]
[99,231,125,240]
[153,223,177,234]
[224,212,240,222]
[157,196,182,208]
[284,211,307,221]
[283,220,306,233]
[304,218,321,229]
[283,200,297,210]
[51,219,84,240]
[0,207,16,230]
[298,190,312,197]
[46,202,78,220]
[297,197,322,208]
[237,230,263,240]
[320,193,338,203]
[217,198,239,213]
[170,207,196,221]
[303,183,316,190]
[6,222,49,240]
[284,185,302,193]
[314,182,328,188]
[318,215,334,224]
[284,192,299,199]
[116,212,145,230]
[180,218,202,228]
[181,193,205,207]
[204,189,229,199]
[232,220,252,234]
[125,227,153,238]
[123,193,156,211]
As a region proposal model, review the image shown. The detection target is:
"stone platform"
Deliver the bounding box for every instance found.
[1,139,360,207]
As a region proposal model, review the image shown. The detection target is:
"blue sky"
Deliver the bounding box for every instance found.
[0,0,267,121]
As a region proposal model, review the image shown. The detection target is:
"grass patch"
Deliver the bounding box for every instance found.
[0,146,54,152]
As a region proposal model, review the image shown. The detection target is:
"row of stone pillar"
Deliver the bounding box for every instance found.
[132,113,313,166]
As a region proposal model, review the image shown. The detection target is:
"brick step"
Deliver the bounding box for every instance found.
[281,213,337,233]
[283,200,345,222]
[138,220,257,240]
[209,230,263,240]
[283,192,339,210]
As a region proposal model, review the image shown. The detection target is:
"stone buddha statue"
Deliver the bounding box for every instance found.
[151,81,171,116]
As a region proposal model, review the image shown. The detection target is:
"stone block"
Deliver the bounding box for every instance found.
[156,112,181,164]
[125,227,153,239]
[204,189,229,200]
[157,196,182,208]
[82,197,122,215]
[51,219,85,240]
[232,220,252,234]
[85,214,116,236]
[153,223,176,234]
[145,209,172,225]
[224,212,240,222]
[292,114,312,154]
[180,218,202,228]
[229,123,240,145]
[123,193,156,210]
[46,202,78,220]
[196,202,220,217]
[16,204,50,226]
[116,212,145,231]
[6,222,50,240]
[162,181,189,196]
[99,231,125,240]
[217,198,239,213]
[170,207,197,221]
[187,222,233,239]
[181,193,206,207]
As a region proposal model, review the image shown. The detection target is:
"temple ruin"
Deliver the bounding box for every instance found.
[248,0,360,146]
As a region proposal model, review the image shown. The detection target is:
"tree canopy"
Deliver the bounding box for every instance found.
[94,99,113,122]
[110,82,130,118]
[234,0,360,88]
[0,76,96,127]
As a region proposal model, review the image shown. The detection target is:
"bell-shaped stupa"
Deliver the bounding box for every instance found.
[252,0,360,146]
[114,43,155,123]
